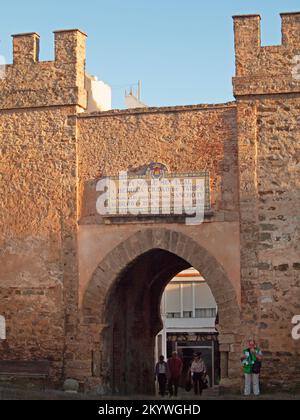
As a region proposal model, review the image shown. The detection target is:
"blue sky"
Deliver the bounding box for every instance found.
[0,0,299,109]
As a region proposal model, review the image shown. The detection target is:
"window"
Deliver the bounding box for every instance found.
[165,284,180,315]
[183,311,193,318]
[166,312,181,319]
[195,308,217,318]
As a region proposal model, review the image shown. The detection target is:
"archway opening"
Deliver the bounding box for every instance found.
[103,249,220,395]
[82,228,241,396]
[156,268,220,390]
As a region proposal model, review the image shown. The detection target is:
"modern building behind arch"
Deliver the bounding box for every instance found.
[156,268,219,386]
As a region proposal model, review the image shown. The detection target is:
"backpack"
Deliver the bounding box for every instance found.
[252,360,262,374]
[249,348,262,374]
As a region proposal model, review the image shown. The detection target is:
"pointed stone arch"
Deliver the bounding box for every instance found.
[81,227,242,394]
[83,228,240,328]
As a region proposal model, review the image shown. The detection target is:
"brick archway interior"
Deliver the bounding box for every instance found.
[82,228,241,395]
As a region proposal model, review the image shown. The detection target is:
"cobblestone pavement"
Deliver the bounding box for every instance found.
[0,386,299,400]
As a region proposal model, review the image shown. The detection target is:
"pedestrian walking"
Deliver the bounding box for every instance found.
[155,355,168,397]
[167,352,183,397]
[190,352,207,396]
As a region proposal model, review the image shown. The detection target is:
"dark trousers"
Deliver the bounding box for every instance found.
[157,373,167,396]
[168,376,180,397]
[193,372,204,395]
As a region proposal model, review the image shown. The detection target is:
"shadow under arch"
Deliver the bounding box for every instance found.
[82,228,241,395]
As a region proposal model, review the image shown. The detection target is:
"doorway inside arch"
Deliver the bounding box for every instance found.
[102,248,221,396]
[155,268,220,390]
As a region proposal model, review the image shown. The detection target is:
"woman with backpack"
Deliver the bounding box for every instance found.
[241,339,263,396]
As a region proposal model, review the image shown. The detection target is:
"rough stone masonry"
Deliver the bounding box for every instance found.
[0,12,299,394]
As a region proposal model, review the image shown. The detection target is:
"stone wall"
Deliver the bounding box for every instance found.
[0,31,87,109]
[77,104,238,219]
[0,30,87,384]
[234,13,300,391]
[73,103,242,391]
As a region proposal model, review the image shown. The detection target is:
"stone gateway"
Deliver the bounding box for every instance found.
[0,13,299,395]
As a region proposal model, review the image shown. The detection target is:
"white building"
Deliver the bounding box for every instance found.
[125,81,148,109]
[85,76,148,111]
[85,74,112,112]
[125,92,147,109]
[156,268,219,386]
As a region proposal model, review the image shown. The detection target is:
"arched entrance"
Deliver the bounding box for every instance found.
[82,228,241,395]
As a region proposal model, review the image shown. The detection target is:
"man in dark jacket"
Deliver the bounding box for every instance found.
[167,352,183,397]
[155,355,168,397]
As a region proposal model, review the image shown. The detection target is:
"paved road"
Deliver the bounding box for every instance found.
[0,386,299,400]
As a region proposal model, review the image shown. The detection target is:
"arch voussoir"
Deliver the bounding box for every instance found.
[182,240,209,266]
[109,245,131,271]
[173,233,190,258]
[166,230,181,254]
[151,227,171,249]
[138,228,155,248]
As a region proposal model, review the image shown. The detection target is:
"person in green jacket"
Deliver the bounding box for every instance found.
[241,339,263,396]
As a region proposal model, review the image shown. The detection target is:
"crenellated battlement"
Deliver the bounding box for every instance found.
[0,30,87,110]
[281,12,300,46]
[12,33,40,64]
[233,12,300,96]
